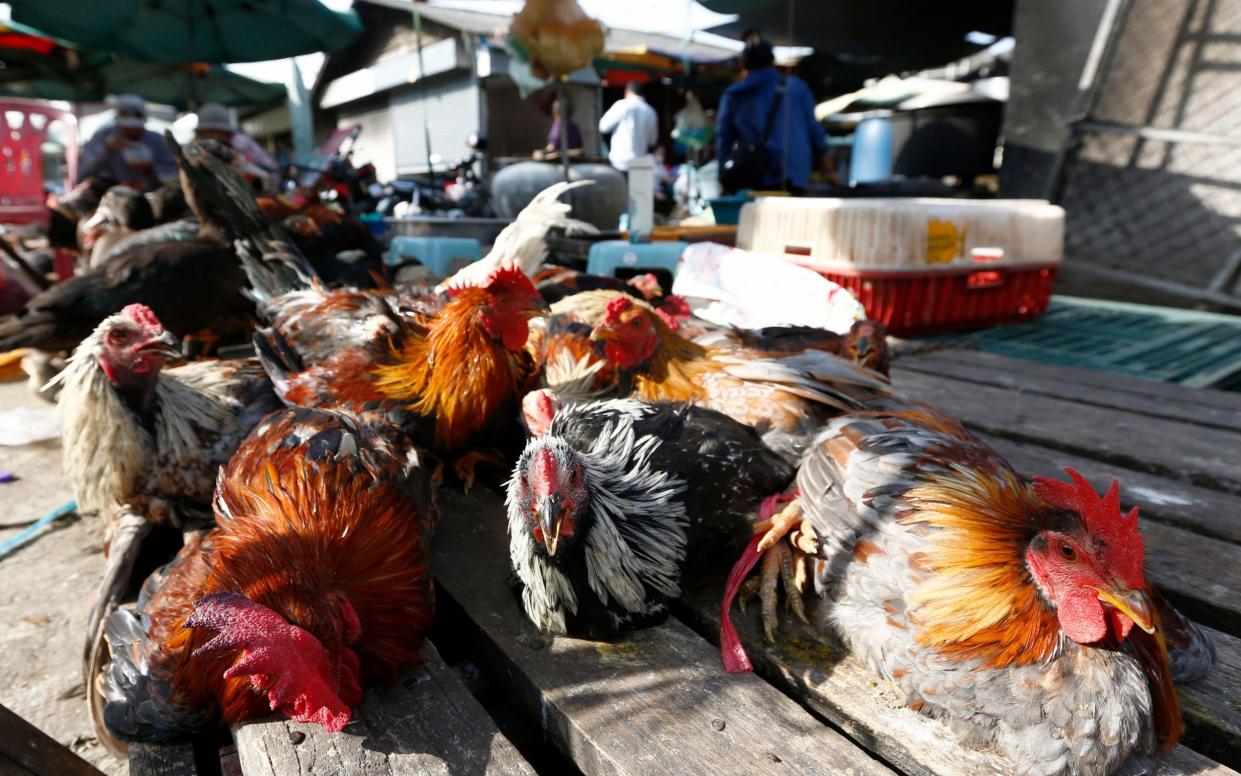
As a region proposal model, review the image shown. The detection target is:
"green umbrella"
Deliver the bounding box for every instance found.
[101,63,286,110]
[0,24,286,107]
[8,0,362,64]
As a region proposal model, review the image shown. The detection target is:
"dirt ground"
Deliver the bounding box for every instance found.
[0,379,127,775]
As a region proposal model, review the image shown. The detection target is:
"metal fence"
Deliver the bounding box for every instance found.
[1054,0,1241,300]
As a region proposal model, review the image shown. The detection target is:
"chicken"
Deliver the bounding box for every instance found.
[726,399,1213,776]
[585,294,890,461]
[242,234,545,477]
[508,395,793,639]
[0,136,280,356]
[51,305,279,683]
[95,406,437,751]
[79,186,156,268]
[695,319,892,376]
[435,180,597,293]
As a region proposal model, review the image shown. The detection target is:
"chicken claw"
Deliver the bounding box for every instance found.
[750,497,817,641]
[450,450,506,492]
[753,499,805,552]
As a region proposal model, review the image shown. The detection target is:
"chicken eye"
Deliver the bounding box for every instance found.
[107,329,130,345]
[1058,543,1077,562]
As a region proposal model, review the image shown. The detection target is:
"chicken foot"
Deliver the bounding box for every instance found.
[739,498,819,641]
[450,449,509,492]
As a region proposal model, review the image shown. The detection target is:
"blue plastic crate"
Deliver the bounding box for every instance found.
[586,240,688,279]
[929,296,1241,390]
[386,236,482,277]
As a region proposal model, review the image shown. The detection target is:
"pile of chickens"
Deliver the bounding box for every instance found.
[8,137,1214,776]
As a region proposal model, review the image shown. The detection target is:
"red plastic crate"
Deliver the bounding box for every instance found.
[790,258,1059,336]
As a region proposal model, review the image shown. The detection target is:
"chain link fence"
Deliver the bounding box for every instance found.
[1056,0,1241,294]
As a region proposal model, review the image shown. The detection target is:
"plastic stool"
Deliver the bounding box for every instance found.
[586,240,688,279]
[387,236,482,277]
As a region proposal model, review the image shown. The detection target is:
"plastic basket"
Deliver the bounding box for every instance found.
[791,258,1059,336]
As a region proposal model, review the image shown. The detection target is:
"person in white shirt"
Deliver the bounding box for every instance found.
[599,82,658,172]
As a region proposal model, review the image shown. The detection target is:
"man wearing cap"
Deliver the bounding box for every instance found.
[195,102,277,193]
[78,94,178,191]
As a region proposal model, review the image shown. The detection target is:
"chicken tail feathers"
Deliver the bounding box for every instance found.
[234,237,315,304]
[252,328,299,404]
[0,311,53,354]
[96,607,213,749]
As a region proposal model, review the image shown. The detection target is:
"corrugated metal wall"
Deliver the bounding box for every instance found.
[337,96,396,183]
[390,74,480,175]
[1055,0,1241,294]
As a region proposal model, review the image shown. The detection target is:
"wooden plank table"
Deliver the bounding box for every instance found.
[110,348,1241,775]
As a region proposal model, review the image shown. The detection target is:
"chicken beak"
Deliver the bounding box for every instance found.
[539,497,564,557]
[589,326,615,343]
[139,330,182,359]
[1097,587,1156,634]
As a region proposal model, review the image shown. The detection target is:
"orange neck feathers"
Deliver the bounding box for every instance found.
[371,287,522,451]
[631,320,714,403]
[901,465,1064,669]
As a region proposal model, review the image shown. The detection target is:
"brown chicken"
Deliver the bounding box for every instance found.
[725,398,1214,775]
[243,238,546,475]
[96,406,437,750]
[50,305,278,679]
[583,294,889,461]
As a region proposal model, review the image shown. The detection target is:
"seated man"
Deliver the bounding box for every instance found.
[78,94,178,192]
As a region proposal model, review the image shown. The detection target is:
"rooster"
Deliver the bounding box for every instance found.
[96,406,437,750]
[585,295,890,461]
[51,305,279,679]
[527,290,690,401]
[726,399,1214,776]
[240,232,545,477]
[435,180,597,293]
[508,396,792,639]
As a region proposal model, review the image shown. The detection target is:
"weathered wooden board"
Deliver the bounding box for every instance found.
[128,742,199,776]
[891,368,1241,494]
[432,487,893,776]
[898,349,1241,433]
[233,641,536,776]
[0,703,104,776]
[1181,626,1241,766]
[676,579,1239,776]
[980,432,1241,545]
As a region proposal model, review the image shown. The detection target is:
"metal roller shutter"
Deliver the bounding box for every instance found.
[337,97,396,183]
[390,74,480,175]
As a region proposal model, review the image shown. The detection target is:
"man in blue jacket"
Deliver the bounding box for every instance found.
[715,35,837,193]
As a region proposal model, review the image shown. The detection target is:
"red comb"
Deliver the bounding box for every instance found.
[655,295,691,330]
[1034,468,1145,589]
[522,390,559,436]
[185,592,355,733]
[603,295,634,324]
[484,265,539,298]
[121,304,163,331]
[531,446,559,498]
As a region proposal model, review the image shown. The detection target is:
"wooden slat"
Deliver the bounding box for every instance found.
[0,703,104,776]
[899,349,1241,431]
[431,487,893,776]
[234,642,536,776]
[128,742,199,776]
[1182,626,1241,766]
[891,367,1241,494]
[979,433,1241,544]
[676,579,1239,776]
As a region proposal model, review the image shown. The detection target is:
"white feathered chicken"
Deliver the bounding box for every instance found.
[436,180,597,292]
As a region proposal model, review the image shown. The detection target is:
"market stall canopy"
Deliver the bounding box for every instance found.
[702,0,1012,86]
[8,0,363,64]
[0,26,287,107]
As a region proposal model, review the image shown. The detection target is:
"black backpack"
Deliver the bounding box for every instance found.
[719,77,786,193]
